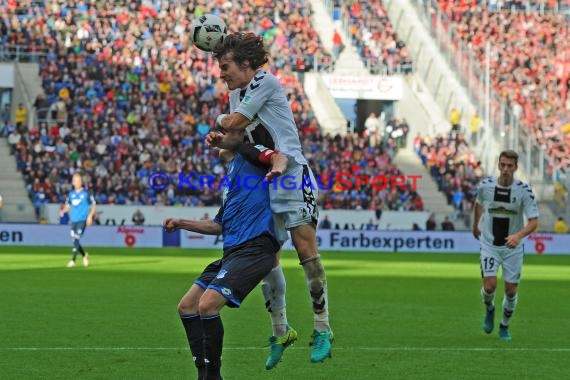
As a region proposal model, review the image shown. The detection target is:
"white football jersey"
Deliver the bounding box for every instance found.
[476,176,539,249]
[229,70,307,165]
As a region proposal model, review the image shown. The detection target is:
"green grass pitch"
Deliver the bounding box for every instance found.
[1,246,569,379]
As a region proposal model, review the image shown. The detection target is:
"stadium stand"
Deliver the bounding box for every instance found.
[436,1,570,170]
[414,131,483,225]
[308,120,419,212]
[337,0,414,74]
[0,0,423,213]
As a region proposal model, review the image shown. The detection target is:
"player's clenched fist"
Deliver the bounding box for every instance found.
[163,218,179,233]
[205,131,225,148]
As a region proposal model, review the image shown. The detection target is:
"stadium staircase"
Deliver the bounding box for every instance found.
[394,146,468,230]
[384,0,481,137]
[0,63,43,223]
[0,138,36,223]
[304,0,373,135]
[16,63,43,104]
[309,0,368,76]
[303,73,347,135]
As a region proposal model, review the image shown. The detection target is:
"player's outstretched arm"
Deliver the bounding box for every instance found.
[205,128,245,150]
[265,153,288,181]
[237,143,288,180]
[216,113,251,132]
[163,218,222,235]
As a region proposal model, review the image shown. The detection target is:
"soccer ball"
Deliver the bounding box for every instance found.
[190,14,227,52]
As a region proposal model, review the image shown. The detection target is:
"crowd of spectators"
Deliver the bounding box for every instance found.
[1,0,423,215]
[338,0,414,74]
[308,124,421,212]
[0,0,330,210]
[436,1,570,170]
[414,131,484,225]
[439,0,570,13]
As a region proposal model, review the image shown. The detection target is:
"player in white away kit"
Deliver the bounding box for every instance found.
[206,32,332,367]
[472,150,538,341]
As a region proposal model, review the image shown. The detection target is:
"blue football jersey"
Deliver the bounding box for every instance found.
[66,188,96,223]
[214,153,275,249]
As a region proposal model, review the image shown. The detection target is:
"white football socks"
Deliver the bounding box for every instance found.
[481,287,495,311]
[261,264,288,337]
[301,255,330,332]
[501,294,518,326]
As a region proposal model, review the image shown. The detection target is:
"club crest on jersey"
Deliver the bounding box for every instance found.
[216,269,228,279]
[241,94,252,104]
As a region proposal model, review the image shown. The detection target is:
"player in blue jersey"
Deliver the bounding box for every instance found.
[163,129,288,380]
[207,32,333,366]
[60,173,96,268]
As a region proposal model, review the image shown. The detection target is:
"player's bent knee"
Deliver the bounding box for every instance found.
[198,300,216,316]
[483,283,497,293]
[177,300,199,315]
[177,304,192,314]
[198,292,225,316]
[482,277,496,286]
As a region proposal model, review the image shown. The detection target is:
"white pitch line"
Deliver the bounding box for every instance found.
[2,347,570,352]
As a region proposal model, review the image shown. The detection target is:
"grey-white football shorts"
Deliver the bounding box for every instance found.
[480,245,524,284]
[268,161,319,230]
